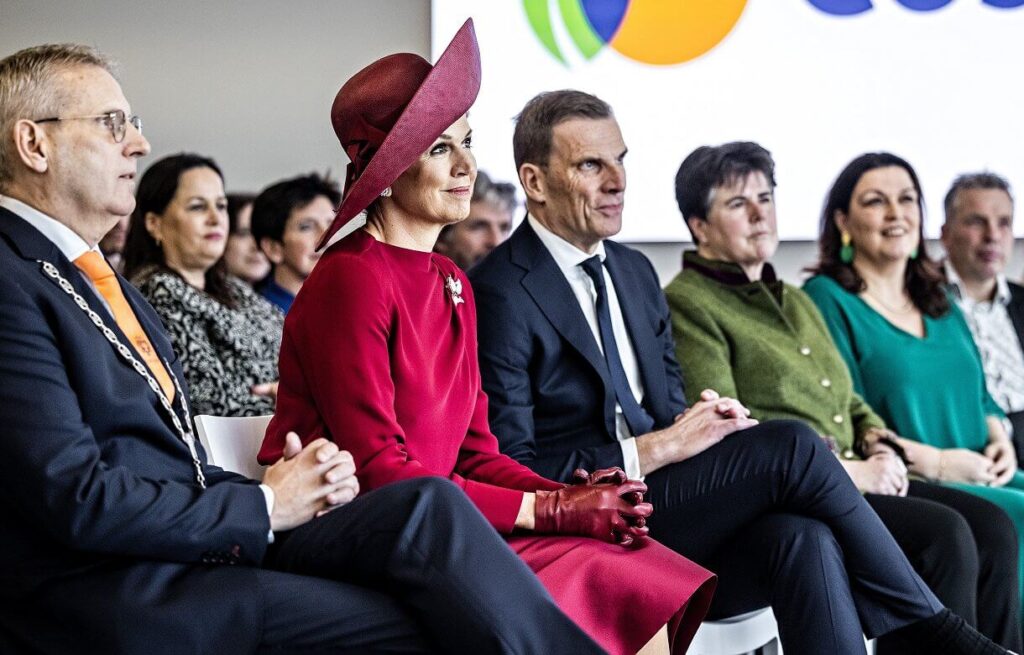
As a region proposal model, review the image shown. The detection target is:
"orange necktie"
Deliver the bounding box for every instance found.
[74,251,175,401]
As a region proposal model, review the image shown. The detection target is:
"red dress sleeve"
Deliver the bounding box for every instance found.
[262,246,557,533]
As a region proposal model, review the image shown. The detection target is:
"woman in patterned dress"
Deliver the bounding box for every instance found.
[123,153,283,417]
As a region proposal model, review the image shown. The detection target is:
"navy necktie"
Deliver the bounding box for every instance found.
[580,255,655,437]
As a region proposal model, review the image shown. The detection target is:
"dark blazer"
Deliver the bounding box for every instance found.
[1008,281,1024,347]
[1006,281,1024,458]
[0,207,270,653]
[469,220,686,482]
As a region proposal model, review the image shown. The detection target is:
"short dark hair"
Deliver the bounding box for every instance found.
[123,153,236,307]
[943,172,1013,224]
[512,90,613,170]
[808,152,949,318]
[226,192,256,235]
[675,142,776,243]
[250,173,341,245]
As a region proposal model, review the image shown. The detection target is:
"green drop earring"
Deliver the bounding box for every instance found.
[839,231,854,264]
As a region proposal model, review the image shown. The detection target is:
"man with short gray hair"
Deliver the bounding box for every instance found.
[941,172,1024,461]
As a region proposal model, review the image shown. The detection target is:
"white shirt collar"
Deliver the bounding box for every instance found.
[528,214,606,274]
[945,259,1010,306]
[0,195,93,261]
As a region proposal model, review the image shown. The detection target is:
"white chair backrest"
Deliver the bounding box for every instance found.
[194,414,272,481]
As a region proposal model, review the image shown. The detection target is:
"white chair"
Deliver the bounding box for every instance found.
[689,606,877,655]
[689,607,780,655]
[194,414,272,480]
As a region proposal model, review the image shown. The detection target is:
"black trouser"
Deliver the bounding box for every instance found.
[867,480,1022,654]
[643,420,943,655]
[263,476,603,654]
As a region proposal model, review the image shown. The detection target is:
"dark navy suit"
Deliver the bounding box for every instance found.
[0,208,601,654]
[471,221,946,652]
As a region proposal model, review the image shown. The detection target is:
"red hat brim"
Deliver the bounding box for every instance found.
[317,18,481,250]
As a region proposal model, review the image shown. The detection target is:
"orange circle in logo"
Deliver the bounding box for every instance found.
[608,1,749,65]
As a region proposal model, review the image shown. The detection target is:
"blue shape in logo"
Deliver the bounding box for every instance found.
[810,0,1024,12]
[580,0,628,41]
[807,0,873,15]
[896,0,953,10]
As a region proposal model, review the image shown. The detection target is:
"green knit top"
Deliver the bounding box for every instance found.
[803,274,1002,453]
[664,252,885,457]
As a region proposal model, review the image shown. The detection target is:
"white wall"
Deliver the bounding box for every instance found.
[4,0,1022,286]
[0,0,431,193]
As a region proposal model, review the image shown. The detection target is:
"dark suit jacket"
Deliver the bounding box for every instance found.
[1006,281,1024,458]
[0,207,270,653]
[469,220,686,482]
[1008,281,1024,349]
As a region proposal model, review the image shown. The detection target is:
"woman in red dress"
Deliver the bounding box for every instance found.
[259,19,715,654]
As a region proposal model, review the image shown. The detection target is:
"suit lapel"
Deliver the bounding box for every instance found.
[0,207,183,417]
[512,223,617,419]
[603,246,667,416]
[1008,284,1024,345]
[0,207,136,343]
[123,280,178,370]
[122,279,190,421]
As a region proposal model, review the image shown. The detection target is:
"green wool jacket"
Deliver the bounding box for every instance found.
[664,251,886,457]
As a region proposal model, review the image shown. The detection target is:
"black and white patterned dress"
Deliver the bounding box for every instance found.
[133,268,283,417]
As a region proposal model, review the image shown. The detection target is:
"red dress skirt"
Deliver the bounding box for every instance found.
[509,535,714,653]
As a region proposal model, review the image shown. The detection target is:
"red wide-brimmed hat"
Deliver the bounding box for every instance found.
[317,18,481,250]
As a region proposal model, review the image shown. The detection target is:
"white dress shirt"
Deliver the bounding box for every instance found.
[946,262,1024,417]
[528,215,645,479]
[0,195,277,531]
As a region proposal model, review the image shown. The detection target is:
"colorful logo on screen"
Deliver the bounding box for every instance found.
[523,0,749,66]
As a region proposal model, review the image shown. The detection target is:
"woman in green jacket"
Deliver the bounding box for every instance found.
[667,142,1020,651]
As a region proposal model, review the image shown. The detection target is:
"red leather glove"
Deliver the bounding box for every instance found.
[534,480,653,546]
[572,467,646,520]
[572,467,628,486]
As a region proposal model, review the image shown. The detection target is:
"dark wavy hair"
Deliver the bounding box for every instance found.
[808,152,949,318]
[123,153,235,307]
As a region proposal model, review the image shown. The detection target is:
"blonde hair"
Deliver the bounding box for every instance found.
[0,44,115,189]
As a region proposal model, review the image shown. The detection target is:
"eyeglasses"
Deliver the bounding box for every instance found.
[35,109,142,143]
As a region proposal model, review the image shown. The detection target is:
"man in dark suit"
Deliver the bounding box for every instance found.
[941,172,1024,463]
[0,44,601,654]
[469,90,1006,653]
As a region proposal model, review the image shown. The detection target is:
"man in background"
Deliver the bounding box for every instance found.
[942,172,1024,460]
[435,169,514,269]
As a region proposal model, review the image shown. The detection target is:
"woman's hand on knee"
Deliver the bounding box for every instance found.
[936,448,997,486]
[842,453,907,496]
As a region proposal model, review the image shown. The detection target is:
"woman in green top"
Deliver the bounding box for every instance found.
[667,142,1020,651]
[805,151,1024,631]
